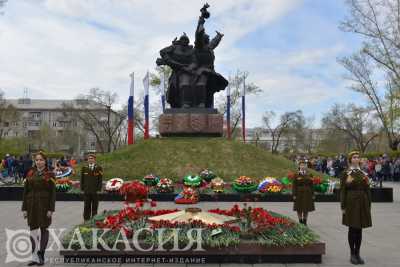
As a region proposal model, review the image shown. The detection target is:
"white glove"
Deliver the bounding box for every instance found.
[47,211,53,218]
[23,211,27,219]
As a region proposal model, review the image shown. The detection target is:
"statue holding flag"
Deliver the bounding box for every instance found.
[156,3,228,109]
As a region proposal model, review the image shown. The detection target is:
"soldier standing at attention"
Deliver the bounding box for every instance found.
[80,154,103,221]
[22,151,56,266]
[340,151,372,265]
[292,159,315,225]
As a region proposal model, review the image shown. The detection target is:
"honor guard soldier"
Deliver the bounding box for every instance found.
[292,159,315,225]
[340,151,372,265]
[80,153,103,221]
[22,151,56,266]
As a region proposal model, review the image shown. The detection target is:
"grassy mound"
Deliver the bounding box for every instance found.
[74,138,301,181]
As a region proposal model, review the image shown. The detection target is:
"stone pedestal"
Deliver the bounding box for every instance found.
[159,109,223,137]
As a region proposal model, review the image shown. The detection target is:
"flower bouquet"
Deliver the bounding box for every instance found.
[183,174,202,187]
[142,174,160,186]
[155,178,174,193]
[119,180,148,203]
[199,169,216,182]
[258,177,283,194]
[174,186,199,204]
[232,176,258,193]
[105,178,124,193]
[55,178,72,192]
[210,177,225,193]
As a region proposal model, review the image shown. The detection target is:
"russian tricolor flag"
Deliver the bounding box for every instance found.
[143,71,150,139]
[160,72,166,113]
[128,72,135,145]
[241,76,246,142]
[226,83,231,139]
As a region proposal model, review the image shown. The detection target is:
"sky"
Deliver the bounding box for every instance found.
[0,0,366,128]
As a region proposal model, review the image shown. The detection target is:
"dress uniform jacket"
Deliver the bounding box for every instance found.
[21,169,56,229]
[292,172,315,212]
[80,165,103,193]
[340,168,372,228]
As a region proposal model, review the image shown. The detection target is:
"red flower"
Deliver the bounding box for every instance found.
[135,200,144,208]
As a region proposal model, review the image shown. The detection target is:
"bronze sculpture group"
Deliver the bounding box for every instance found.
[156,3,228,109]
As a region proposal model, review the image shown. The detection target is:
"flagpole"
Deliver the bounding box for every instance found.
[128,72,135,145]
[241,74,246,143]
[161,70,166,113]
[143,71,150,139]
[226,83,231,140]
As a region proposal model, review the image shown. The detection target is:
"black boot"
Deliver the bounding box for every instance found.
[37,251,44,266]
[350,254,358,265]
[304,218,307,225]
[27,261,38,266]
[356,254,365,265]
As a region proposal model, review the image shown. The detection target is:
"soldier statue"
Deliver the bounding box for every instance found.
[156,3,228,109]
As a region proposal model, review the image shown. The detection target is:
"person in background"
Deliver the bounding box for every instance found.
[23,154,33,178]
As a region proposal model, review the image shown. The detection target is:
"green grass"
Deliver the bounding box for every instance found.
[72,138,303,182]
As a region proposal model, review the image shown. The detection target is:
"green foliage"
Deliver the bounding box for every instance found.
[0,138,28,157]
[70,138,300,181]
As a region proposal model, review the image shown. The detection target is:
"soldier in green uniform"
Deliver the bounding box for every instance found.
[80,154,103,221]
[22,151,56,266]
[340,151,372,265]
[292,159,315,225]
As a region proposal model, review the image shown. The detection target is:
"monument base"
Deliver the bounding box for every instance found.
[159,109,223,137]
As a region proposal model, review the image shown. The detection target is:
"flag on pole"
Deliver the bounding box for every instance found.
[161,72,166,112]
[226,83,231,140]
[128,72,135,145]
[241,75,246,142]
[143,71,150,139]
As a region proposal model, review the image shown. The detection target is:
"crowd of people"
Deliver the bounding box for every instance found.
[0,153,79,183]
[294,153,400,186]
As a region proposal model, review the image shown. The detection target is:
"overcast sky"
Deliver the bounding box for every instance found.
[0,0,366,128]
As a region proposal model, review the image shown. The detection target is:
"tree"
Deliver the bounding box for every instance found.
[340,0,400,150]
[63,88,127,153]
[322,103,379,153]
[0,90,19,140]
[262,110,304,154]
[215,70,261,137]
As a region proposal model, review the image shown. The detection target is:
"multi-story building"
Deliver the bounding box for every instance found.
[0,98,123,155]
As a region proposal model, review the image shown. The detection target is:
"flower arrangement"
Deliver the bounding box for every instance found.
[312,176,329,193]
[199,169,216,182]
[55,178,72,192]
[183,174,202,187]
[258,177,283,193]
[174,186,199,204]
[155,178,174,193]
[62,203,320,250]
[210,177,225,193]
[261,183,283,193]
[119,180,148,203]
[142,174,160,186]
[232,176,258,193]
[105,178,124,192]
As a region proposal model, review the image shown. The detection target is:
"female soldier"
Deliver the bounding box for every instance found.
[340,151,372,265]
[22,151,56,266]
[292,159,315,225]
